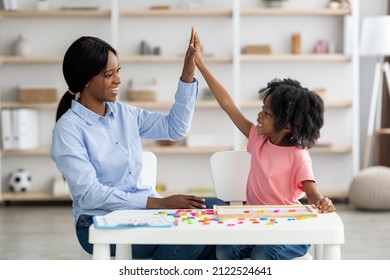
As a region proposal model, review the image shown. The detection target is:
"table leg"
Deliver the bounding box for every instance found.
[323,244,341,260]
[116,244,132,260]
[314,244,324,260]
[92,244,111,260]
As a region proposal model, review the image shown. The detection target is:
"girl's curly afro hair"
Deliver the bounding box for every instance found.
[259,78,325,148]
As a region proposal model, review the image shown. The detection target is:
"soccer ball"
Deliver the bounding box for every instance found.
[8,169,32,192]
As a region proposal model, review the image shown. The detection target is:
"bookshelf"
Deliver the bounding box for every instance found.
[0,0,359,203]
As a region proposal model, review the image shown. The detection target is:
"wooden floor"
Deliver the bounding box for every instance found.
[0,202,389,260]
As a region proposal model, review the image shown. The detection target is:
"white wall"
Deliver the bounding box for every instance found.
[358,0,388,169]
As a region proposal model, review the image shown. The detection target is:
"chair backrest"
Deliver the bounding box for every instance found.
[140,151,157,188]
[210,150,251,205]
[67,151,157,200]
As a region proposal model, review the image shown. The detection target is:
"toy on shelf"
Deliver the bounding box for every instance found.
[140,41,161,55]
[8,168,32,192]
[242,45,271,54]
[261,0,288,8]
[328,0,350,9]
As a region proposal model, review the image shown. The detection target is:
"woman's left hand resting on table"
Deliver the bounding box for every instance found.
[147,195,206,209]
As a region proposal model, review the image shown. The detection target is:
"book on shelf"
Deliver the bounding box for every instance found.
[1,109,39,150]
[12,109,39,150]
[1,109,13,150]
[60,0,99,10]
[2,0,18,10]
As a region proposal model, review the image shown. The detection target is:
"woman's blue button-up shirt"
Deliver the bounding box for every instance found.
[50,79,198,223]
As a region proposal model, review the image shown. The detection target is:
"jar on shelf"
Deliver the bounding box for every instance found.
[291,33,301,54]
[12,35,32,56]
[37,0,50,11]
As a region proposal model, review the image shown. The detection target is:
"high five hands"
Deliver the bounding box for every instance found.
[180,26,201,83]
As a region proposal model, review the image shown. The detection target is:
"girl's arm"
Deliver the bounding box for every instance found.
[195,38,253,138]
[303,180,336,213]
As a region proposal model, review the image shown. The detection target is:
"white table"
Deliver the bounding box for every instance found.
[89,209,344,260]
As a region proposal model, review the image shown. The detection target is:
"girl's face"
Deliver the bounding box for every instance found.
[256,95,275,136]
[256,95,288,145]
[81,51,121,114]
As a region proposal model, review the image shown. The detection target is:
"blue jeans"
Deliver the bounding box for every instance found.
[216,244,310,260]
[76,197,226,260]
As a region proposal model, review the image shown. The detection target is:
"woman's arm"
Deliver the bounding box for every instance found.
[180,26,199,83]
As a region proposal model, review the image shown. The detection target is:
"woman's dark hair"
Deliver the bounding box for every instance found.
[259,78,324,148]
[56,36,117,122]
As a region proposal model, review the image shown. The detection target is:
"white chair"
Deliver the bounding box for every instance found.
[79,150,158,259]
[210,150,250,206]
[210,150,312,260]
[139,150,157,189]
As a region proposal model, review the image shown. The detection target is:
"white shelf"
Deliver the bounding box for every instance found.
[0,10,111,18]
[241,54,352,63]
[119,9,232,17]
[0,54,349,64]
[1,147,51,156]
[0,99,352,110]
[240,99,352,109]
[0,100,221,110]
[1,145,352,157]
[0,55,232,64]
[126,100,221,110]
[1,192,71,203]
[0,55,63,64]
[0,101,57,109]
[0,7,350,18]
[240,7,351,17]
[1,146,233,156]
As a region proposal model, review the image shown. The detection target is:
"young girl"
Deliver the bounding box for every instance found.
[195,34,336,260]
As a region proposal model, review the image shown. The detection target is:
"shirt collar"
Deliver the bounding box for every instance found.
[71,100,116,125]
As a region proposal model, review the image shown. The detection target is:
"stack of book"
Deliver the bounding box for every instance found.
[1,0,18,10]
[1,109,39,150]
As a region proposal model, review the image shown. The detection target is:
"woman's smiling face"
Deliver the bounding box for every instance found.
[87,51,121,103]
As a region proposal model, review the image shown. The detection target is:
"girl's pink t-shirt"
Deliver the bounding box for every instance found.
[246,125,315,205]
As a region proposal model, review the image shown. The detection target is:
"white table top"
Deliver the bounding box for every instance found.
[89,209,345,246]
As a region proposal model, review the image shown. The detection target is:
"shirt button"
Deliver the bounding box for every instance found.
[115,142,118,144]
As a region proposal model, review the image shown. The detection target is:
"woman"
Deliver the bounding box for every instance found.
[51,27,223,259]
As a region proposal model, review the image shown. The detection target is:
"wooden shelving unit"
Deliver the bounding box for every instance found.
[0,0,359,202]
